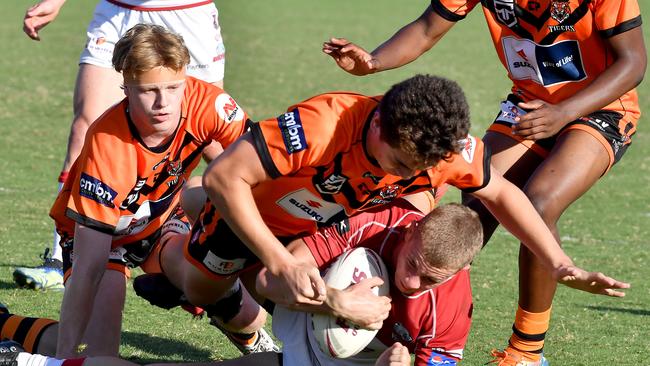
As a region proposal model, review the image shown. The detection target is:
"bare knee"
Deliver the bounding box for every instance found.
[180,176,206,223]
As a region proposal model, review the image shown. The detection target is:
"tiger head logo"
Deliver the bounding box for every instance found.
[550,0,571,23]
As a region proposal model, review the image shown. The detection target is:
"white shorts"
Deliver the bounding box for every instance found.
[79,0,225,83]
[272,306,385,366]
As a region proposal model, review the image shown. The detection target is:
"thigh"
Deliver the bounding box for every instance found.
[81,270,127,356]
[73,64,124,123]
[523,129,610,220]
[137,4,226,83]
[482,131,544,187]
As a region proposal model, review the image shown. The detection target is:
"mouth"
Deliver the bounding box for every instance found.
[152,113,171,122]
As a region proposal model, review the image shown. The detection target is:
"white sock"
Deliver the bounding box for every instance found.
[15,353,64,366]
[49,181,65,262]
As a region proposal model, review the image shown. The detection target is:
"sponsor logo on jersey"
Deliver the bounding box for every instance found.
[215,93,244,123]
[202,252,246,275]
[79,173,117,208]
[550,0,571,23]
[86,34,112,55]
[277,188,344,223]
[502,37,586,86]
[277,108,308,154]
[315,173,348,194]
[494,0,518,27]
[428,352,457,365]
[458,134,477,163]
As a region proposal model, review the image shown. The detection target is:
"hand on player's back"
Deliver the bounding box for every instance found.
[323,38,379,76]
[554,265,630,297]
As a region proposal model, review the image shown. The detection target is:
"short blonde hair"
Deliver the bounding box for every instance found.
[112,24,190,80]
[418,203,483,270]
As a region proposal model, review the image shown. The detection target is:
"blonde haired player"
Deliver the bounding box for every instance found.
[15,0,226,290]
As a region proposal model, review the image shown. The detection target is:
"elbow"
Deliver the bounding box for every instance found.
[202,160,229,201]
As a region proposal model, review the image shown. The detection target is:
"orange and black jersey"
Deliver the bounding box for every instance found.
[248,92,491,237]
[431,0,642,125]
[51,77,249,248]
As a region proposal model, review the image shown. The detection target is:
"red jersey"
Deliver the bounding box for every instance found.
[51,77,248,248]
[248,92,490,237]
[431,0,641,128]
[303,199,473,364]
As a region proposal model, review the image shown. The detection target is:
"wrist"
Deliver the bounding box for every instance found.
[266,252,297,276]
[325,287,344,317]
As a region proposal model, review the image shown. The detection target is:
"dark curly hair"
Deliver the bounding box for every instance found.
[379,74,470,167]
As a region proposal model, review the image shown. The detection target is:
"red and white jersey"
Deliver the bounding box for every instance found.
[301,199,473,364]
[105,0,214,10]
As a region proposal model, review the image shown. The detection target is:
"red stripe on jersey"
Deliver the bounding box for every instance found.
[105,0,213,11]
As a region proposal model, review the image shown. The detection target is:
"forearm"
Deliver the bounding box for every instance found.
[556,28,645,120]
[371,8,449,72]
[56,266,104,357]
[204,174,294,274]
[289,287,345,316]
[558,59,645,121]
[478,180,572,269]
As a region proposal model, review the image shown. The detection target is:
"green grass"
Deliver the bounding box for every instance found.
[1,0,649,364]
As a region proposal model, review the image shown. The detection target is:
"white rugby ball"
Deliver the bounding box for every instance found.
[311,247,390,358]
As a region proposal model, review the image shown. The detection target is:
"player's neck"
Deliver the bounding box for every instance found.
[130,111,181,149]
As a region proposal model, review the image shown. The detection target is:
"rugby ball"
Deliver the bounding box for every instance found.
[311,247,390,358]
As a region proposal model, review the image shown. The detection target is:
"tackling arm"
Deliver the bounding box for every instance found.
[471,167,629,296]
[203,133,326,305]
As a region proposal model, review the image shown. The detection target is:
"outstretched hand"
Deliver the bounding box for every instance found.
[23,0,66,40]
[553,265,630,297]
[512,100,574,140]
[323,37,379,76]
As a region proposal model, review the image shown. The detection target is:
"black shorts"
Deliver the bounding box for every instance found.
[184,202,294,280]
[488,94,634,168]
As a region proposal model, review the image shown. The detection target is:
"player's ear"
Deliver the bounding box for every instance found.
[370,110,381,130]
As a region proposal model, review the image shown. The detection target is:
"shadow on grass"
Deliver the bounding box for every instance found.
[0,279,19,290]
[585,305,650,316]
[121,331,213,363]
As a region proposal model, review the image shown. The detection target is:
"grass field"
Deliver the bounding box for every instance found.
[1,0,649,364]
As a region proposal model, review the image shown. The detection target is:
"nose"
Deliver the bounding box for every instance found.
[154,90,170,109]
